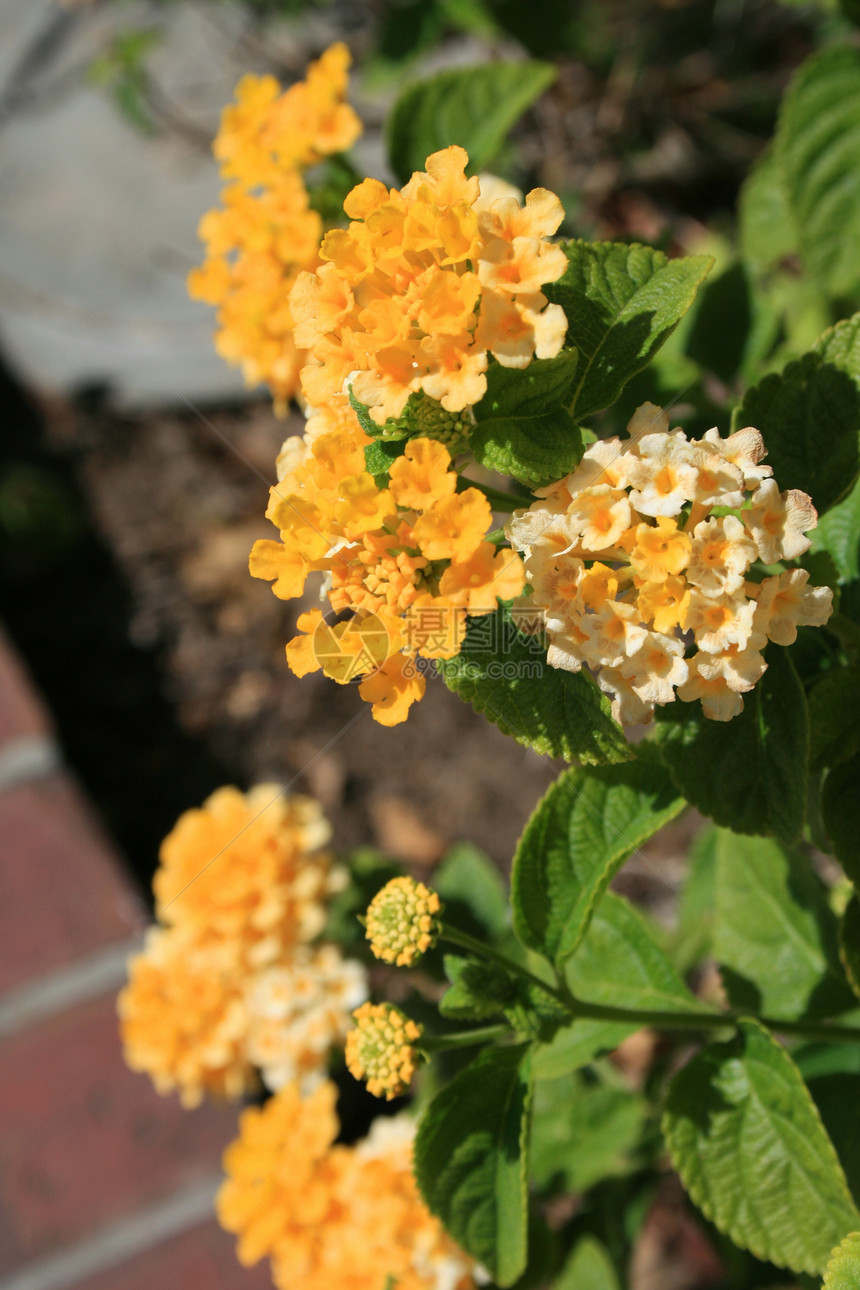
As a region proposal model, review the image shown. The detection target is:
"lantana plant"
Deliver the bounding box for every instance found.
[121,34,860,1290]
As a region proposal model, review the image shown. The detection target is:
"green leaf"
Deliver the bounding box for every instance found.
[564,892,700,1014]
[809,668,860,772]
[822,755,860,884]
[386,60,556,183]
[840,895,860,1000]
[825,1232,860,1288]
[439,955,515,1020]
[739,147,799,276]
[531,1017,636,1079]
[732,314,860,515]
[655,645,810,846]
[812,474,860,582]
[439,604,632,766]
[511,745,685,965]
[434,841,510,941]
[363,438,407,485]
[797,1043,860,1209]
[672,825,719,974]
[542,240,713,420]
[531,1070,647,1194]
[414,1043,533,1286]
[777,45,860,298]
[554,1237,620,1290]
[714,829,854,1020]
[470,354,584,487]
[663,1019,859,1274]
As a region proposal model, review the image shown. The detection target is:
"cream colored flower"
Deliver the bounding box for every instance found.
[564,484,633,551]
[743,479,818,563]
[677,658,746,721]
[682,588,760,654]
[695,644,767,693]
[686,515,758,595]
[619,632,689,706]
[752,570,833,645]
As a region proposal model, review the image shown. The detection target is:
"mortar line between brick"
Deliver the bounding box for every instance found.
[0,938,142,1039]
[0,735,62,793]
[1,1177,222,1290]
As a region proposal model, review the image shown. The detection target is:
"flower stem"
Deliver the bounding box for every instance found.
[419,1024,511,1053]
[440,924,860,1046]
[440,926,570,1007]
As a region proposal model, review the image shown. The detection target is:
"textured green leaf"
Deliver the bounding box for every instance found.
[798,1042,860,1209]
[511,745,684,964]
[673,825,719,974]
[434,841,509,941]
[439,955,515,1020]
[812,475,860,582]
[470,354,583,486]
[809,668,860,772]
[554,1236,620,1290]
[386,60,555,182]
[439,604,632,766]
[414,1044,532,1286]
[543,240,712,419]
[364,437,406,484]
[822,755,860,884]
[655,646,809,846]
[733,314,860,514]
[714,829,854,1020]
[531,1017,636,1079]
[564,892,700,1014]
[825,1231,860,1288]
[777,45,860,297]
[841,895,860,1001]
[531,1070,646,1194]
[739,147,799,276]
[663,1019,859,1275]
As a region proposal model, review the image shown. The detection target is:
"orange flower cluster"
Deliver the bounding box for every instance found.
[508,404,833,724]
[290,147,568,422]
[251,423,525,725]
[119,785,366,1106]
[217,1080,482,1290]
[187,44,362,408]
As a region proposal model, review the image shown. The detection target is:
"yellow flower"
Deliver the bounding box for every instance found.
[153,785,338,965]
[439,542,526,613]
[217,1082,482,1290]
[245,945,368,1093]
[412,488,492,560]
[345,1002,423,1099]
[358,654,426,726]
[118,927,256,1107]
[627,517,691,582]
[388,437,458,511]
[365,877,442,967]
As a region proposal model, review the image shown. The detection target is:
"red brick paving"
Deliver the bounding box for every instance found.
[0,775,144,994]
[71,1221,273,1290]
[0,626,268,1289]
[0,993,243,1277]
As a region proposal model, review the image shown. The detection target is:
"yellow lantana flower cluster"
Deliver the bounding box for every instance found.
[365,875,442,967]
[507,403,833,724]
[119,785,366,1106]
[187,44,361,408]
[289,145,569,422]
[217,1080,483,1290]
[251,425,526,725]
[346,1001,424,1100]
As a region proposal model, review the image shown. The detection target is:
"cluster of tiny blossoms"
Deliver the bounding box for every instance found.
[252,425,525,725]
[365,875,443,967]
[290,145,568,421]
[187,44,361,409]
[346,1001,424,1100]
[508,403,833,724]
[218,1081,484,1290]
[119,785,366,1105]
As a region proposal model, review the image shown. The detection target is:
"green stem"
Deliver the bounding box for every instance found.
[441,924,860,1046]
[440,926,570,1007]
[419,1024,511,1053]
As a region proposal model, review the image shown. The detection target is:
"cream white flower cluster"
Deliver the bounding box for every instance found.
[507,404,833,724]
